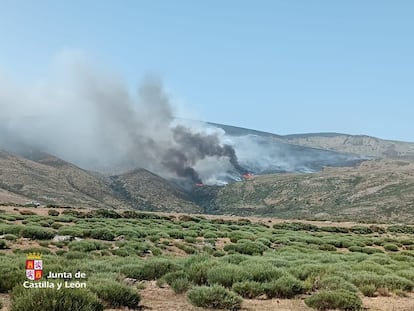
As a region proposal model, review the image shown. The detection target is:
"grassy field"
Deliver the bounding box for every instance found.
[0,206,414,311]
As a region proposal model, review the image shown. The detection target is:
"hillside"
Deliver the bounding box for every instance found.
[0,150,201,213]
[203,159,414,223]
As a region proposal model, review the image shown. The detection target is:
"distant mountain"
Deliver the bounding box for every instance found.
[284,133,414,159]
[209,122,414,160]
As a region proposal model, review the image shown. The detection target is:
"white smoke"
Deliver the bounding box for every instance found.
[0,52,246,187]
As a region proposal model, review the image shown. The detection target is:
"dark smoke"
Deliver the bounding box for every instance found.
[0,54,246,187]
[170,125,247,181]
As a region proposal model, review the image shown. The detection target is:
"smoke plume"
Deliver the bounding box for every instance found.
[0,54,245,187]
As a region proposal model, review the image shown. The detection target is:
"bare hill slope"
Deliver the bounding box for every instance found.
[0,150,201,213]
[207,159,414,223]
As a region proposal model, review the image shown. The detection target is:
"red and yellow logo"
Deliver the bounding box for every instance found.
[26,253,43,281]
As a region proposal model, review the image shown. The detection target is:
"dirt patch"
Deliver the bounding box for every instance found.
[0,294,11,311]
[139,281,314,311]
[362,293,414,311]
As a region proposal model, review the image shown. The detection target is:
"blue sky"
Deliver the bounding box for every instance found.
[1,1,413,141]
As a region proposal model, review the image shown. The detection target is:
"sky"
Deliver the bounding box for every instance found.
[0,0,413,142]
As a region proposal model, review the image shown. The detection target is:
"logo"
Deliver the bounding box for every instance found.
[26,252,43,281]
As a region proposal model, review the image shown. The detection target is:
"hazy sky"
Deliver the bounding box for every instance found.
[1,1,413,141]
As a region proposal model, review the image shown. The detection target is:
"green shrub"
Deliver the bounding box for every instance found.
[187,285,242,310]
[171,278,191,294]
[21,226,55,240]
[396,270,414,282]
[58,227,83,237]
[228,230,255,242]
[316,276,358,293]
[175,242,198,254]
[220,254,247,265]
[110,248,131,257]
[213,250,226,257]
[11,286,103,311]
[51,222,63,229]
[65,251,90,259]
[55,249,67,256]
[319,244,337,251]
[89,279,140,308]
[90,228,115,241]
[3,234,18,241]
[0,239,7,249]
[353,261,389,275]
[351,272,414,292]
[167,229,185,239]
[207,264,248,288]
[122,258,180,280]
[383,243,399,252]
[162,271,189,285]
[187,260,217,285]
[0,224,23,235]
[232,281,264,298]
[242,262,284,282]
[68,240,106,252]
[305,290,362,311]
[203,231,218,239]
[224,240,267,255]
[263,275,304,298]
[0,261,25,292]
[48,210,60,216]
[289,264,330,281]
[359,284,377,297]
[89,209,121,219]
[381,274,414,291]
[19,210,36,215]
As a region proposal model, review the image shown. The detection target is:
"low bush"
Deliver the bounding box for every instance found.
[19,210,36,215]
[0,239,7,249]
[351,272,414,292]
[305,290,362,311]
[90,229,116,241]
[58,227,83,237]
[232,281,264,298]
[68,240,106,252]
[65,251,90,259]
[171,278,191,294]
[186,260,217,285]
[162,271,189,285]
[228,230,256,242]
[207,263,248,288]
[89,279,140,309]
[316,276,358,293]
[21,226,55,240]
[383,243,399,252]
[242,262,284,282]
[11,286,103,311]
[0,261,25,292]
[359,284,377,297]
[48,210,60,216]
[263,275,304,298]
[187,285,242,310]
[3,234,17,241]
[122,258,180,280]
[224,240,267,255]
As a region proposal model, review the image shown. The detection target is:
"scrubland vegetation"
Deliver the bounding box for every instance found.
[0,207,414,310]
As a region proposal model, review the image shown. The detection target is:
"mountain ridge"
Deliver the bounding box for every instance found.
[2,123,414,222]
